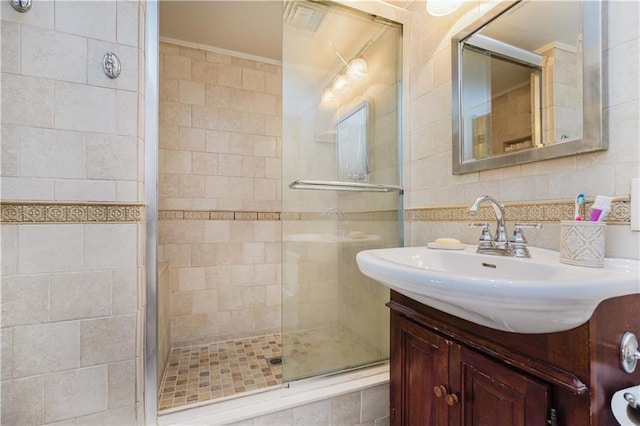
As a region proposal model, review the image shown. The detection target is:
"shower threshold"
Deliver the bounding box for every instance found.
[158,362,389,425]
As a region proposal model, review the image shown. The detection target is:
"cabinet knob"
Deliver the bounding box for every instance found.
[445,393,460,406]
[433,385,447,398]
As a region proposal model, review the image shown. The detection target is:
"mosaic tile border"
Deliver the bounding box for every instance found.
[1,201,145,224]
[159,210,399,221]
[159,210,281,221]
[406,197,631,225]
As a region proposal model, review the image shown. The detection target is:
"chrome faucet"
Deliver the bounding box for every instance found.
[468,195,508,248]
[467,195,541,258]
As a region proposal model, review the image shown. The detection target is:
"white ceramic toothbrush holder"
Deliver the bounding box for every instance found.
[560,220,606,267]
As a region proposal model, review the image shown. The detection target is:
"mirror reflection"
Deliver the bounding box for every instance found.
[452,0,604,174]
[336,101,369,182]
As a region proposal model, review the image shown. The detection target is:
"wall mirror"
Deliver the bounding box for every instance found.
[337,101,370,181]
[452,0,604,174]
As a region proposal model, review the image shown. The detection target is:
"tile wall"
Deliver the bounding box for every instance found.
[406,1,640,260]
[157,42,283,346]
[225,383,390,426]
[1,1,145,425]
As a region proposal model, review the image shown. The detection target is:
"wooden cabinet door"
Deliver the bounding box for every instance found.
[391,312,450,426]
[449,344,550,426]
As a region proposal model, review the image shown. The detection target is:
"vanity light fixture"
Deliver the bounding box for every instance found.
[319,57,369,110]
[426,0,463,16]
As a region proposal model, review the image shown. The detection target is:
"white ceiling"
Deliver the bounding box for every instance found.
[160,1,284,61]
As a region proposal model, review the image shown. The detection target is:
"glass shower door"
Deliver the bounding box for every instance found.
[281,0,403,381]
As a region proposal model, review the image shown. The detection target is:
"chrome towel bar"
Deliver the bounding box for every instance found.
[289,179,403,193]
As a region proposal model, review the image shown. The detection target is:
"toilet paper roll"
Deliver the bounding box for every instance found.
[612,385,640,425]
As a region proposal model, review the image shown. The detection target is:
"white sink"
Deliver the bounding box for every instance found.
[356,245,640,333]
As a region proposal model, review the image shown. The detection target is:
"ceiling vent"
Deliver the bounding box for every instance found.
[284,1,328,33]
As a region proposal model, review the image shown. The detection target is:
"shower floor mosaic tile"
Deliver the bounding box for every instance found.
[158,328,383,412]
[158,334,282,412]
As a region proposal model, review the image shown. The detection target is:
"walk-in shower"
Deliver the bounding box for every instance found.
[149,0,404,420]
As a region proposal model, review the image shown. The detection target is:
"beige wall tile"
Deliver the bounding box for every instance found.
[192,59,218,83]
[1,21,20,74]
[1,225,17,276]
[80,315,135,366]
[164,55,191,80]
[54,179,116,201]
[54,82,116,134]
[230,133,255,155]
[112,269,138,315]
[231,264,254,286]
[21,25,87,83]
[1,74,54,128]
[177,267,206,291]
[162,149,192,174]
[44,366,107,423]
[12,322,80,378]
[607,38,640,108]
[206,130,231,153]
[85,134,138,180]
[18,127,85,179]
[115,180,139,202]
[179,127,206,151]
[84,224,138,270]
[2,274,50,327]
[1,125,18,176]
[18,225,83,274]
[242,68,265,92]
[116,0,139,47]
[179,80,205,105]
[218,154,243,176]
[253,409,293,425]
[293,400,330,425]
[74,406,137,426]
[191,104,219,129]
[230,88,255,112]
[54,1,116,41]
[218,109,244,132]
[50,271,112,321]
[1,328,12,380]
[169,291,192,316]
[107,360,135,409]
[116,90,139,136]
[361,384,390,422]
[192,152,218,175]
[204,221,231,243]
[192,289,218,314]
[1,376,44,425]
[218,64,242,88]
[329,392,361,425]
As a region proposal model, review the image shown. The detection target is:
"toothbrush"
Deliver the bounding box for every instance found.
[574,193,585,220]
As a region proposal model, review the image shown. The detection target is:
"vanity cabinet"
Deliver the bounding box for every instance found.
[388,290,640,426]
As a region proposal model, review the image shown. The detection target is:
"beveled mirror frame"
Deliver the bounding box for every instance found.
[451,0,605,175]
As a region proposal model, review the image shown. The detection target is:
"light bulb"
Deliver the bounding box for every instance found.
[426,0,463,16]
[320,88,337,109]
[346,58,368,82]
[332,75,350,94]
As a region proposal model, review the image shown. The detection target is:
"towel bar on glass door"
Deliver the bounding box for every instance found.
[289,180,403,193]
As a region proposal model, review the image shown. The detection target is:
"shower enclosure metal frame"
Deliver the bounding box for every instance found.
[144,1,411,423]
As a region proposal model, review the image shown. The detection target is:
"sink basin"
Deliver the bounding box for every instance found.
[356,245,640,333]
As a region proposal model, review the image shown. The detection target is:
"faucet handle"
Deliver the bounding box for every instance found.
[469,222,492,247]
[510,223,542,245]
[514,222,543,230]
